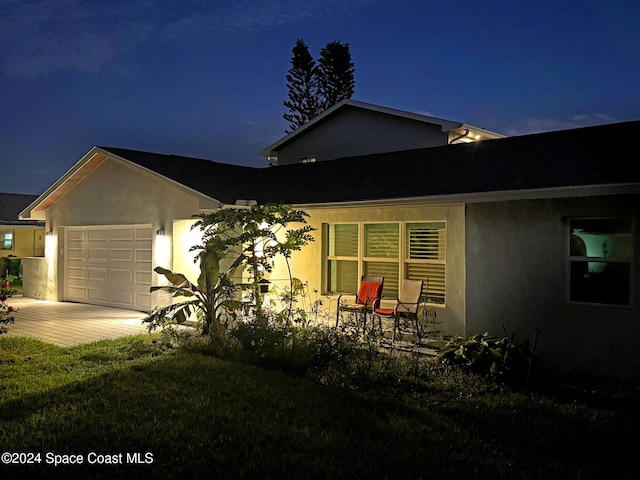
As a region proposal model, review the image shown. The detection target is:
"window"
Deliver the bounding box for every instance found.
[327,224,359,294]
[406,222,446,304]
[569,218,633,306]
[299,156,316,163]
[1,231,13,250]
[326,221,446,305]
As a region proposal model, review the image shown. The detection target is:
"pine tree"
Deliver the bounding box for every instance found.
[283,38,321,134]
[317,41,355,111]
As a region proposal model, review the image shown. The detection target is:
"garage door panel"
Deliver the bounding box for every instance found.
[88,288,109,303]
[65,225,152,311]
[111,269,133,283]
[111,249,133,262]
[135,271,152,286]
[88,268,108,281]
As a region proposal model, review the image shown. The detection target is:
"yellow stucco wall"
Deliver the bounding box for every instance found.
[267,203,466,335]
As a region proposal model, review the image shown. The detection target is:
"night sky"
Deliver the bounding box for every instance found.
[2,0,639,195]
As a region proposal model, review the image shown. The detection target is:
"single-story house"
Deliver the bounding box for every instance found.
[19,103,639,379]
[0,193,45,277]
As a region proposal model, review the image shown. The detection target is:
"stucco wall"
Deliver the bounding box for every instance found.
[465,194,640,379]
[267,203,466,334]
[277,109,449,165]
[41,158,204,306]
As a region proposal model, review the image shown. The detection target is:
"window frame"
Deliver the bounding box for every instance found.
[1,230,14,251]
[567,216,634,308]
[325,221,446,306]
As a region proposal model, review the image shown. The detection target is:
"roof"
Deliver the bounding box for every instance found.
[0,193,42,225]
[101,147,260,205]
[253,120,640,205]
[20,120,640,218]
[259,99,505,157]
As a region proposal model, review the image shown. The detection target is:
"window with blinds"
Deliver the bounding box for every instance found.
[406,222,446,304]
[327,224,359,294]
[325,221,447,306]
[364,223,399,298]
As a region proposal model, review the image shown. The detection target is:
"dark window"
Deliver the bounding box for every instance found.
[569,218,633,306]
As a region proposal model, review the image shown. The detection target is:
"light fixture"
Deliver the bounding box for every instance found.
[45,231,52,236]
[156,229,165,236]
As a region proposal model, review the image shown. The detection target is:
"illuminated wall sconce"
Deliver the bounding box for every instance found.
[156,229,165,236]
[45,231,53,236]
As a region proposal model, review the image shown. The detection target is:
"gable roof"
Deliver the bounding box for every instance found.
[20,120,640,219]
[0,193,42,226]
[259,99,505,157]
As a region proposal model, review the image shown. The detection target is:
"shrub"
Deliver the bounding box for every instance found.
[1,276,18,335]
[438,331,533,384]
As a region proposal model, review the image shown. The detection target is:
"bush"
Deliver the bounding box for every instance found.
[438,331,533,385]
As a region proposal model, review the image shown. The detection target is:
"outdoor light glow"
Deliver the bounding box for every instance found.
[155,232,170,269]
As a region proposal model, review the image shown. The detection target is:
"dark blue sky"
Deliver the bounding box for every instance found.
[2,0,639,195]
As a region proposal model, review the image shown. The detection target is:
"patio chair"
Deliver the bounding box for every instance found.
[373,279,425,342]
[335,276,384,333]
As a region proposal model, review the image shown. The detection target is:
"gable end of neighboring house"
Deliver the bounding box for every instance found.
[260,99,504,165]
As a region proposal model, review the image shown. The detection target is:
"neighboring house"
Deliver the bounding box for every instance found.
[0,193,45,276]
[19,110,639,379]
[260,99,505,165]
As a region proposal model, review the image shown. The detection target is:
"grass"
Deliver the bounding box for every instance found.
[1,334,639,479]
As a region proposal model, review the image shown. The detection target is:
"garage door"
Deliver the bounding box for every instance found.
[64,225,153,311]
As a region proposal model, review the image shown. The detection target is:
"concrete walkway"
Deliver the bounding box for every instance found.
[3,297,150,347]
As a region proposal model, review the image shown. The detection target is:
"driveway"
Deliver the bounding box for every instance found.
[3,297,151,347]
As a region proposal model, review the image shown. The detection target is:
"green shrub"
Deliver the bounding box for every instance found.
[438,331,532,384]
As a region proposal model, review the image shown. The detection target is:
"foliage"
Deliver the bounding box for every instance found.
[146,204,314,339]
[283,38,321,134]
[438,330,533,384]
[0,275,18,335]
[317,40,355,111]
[192,204,314,322]
[283,38,354,132]
[144,267,240,337]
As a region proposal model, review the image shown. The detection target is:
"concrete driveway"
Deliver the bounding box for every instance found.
[3,297,151,347]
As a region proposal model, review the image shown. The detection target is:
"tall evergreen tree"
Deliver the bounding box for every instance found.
[317,41,355,111]
[283,38,320,134]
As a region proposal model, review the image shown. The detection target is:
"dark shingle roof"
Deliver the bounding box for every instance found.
[100,147,261,205]
[103,120,640,206]
[0,193,41,225]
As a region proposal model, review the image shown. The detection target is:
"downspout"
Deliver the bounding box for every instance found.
[449,129,471,144]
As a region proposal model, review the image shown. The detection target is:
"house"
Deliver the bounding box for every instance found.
[0,193,45,277]
[19,105,640,379]
[260,99,505,165]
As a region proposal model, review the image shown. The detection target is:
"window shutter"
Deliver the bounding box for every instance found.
[330,224,358,257]
[365,224,399,258]
[406,223,446,304]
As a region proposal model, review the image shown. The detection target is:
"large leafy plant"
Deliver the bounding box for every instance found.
[145,204,314,335]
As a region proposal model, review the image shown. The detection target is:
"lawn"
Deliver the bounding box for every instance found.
[0,334,638,479]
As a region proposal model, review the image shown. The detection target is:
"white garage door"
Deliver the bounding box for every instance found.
[64,225,153,311]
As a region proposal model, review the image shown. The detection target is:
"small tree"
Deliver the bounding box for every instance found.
[283,38,321,134]
[192,204,315,322]
[145,204,314,335]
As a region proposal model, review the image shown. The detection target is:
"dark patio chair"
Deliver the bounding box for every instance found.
[335,276,384,332]
[373,278,425,342]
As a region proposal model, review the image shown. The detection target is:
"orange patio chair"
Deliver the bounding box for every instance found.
[335,276,384,332]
